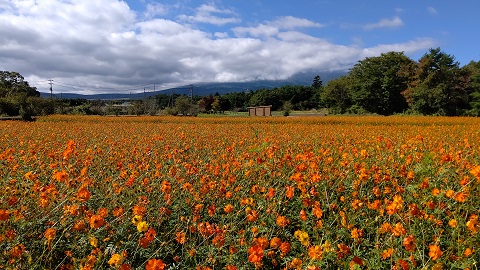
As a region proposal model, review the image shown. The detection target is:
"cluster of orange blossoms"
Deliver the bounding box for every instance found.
[0,115,479,269]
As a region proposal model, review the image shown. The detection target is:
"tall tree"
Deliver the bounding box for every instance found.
[402,48,468,115]
[0,71,40,118]
[312,75,323,89]
[348,52,414,115]
[321,76,352,114]
[0,71,39,97]
[463,60,480,116]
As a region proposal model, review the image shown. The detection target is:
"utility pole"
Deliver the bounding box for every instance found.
[48,79,54,98]
[153,83,156,93]
[189,84,194,103]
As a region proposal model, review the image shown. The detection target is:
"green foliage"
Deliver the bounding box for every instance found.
[348,52,414,115]
[174,95,198,116]
[403,48,469,116]
[321,76,352,114]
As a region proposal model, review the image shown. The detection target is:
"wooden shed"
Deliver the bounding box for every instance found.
[247,105,272,116]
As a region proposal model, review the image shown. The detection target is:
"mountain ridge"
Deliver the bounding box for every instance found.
[40,70,347,100]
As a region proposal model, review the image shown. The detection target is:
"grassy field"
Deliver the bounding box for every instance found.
[0,115,479,269]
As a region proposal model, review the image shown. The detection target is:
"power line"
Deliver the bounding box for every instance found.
[48,79,53,98]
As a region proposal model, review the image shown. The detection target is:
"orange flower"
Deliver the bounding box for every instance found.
[392,223,406,237]
[254,237,269,249]
[224,204,234,213]
[397,259,410,270]
[448,219,457,228]
[44,228,56,242]
[403,235,416,252]
[289,258,302,270]
[247,245,264,263]
[145,258,166,270]
[378,222,392,234]
[470,165,480,180]
[466,214,478,233]
[428,244,442,260]
[113,207,124,217]
[463,248,474,257]
[276,215,290,227]
[246,209,259,222]
[312,206,323,219]
[351,228,363,240]
[381,248,393,259]
[77,187,91,202]
[386,195,404,215]
[307,245,322,260]
[270,237,282,249]
[10,244,25,258]
[53,170,68,182]
[299,209,307,221]
[132,205,146,217]
[267,187,275,199]
[279,242,291,255]
[176,231,187,244]
[286,185,294,199]
[0,209,9,221]
[207,204,216,217]
[454,191,468,203]
[89,214,105,229]
[445,189,455,198]
[140,227,157,248]
[98,208,108,218]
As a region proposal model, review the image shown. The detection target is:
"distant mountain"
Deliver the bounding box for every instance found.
[40,70,347,100]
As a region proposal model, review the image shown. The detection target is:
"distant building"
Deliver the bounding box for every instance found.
[247,105,272,116]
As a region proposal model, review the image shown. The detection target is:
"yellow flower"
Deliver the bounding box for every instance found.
[137,221,149,233]
[108,253,123,267]
[322,240,332,252]
[294,230,309,246]
[132,215,142,226]
[89,236,98,247]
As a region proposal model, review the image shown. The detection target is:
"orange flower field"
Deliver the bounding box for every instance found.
[1,115,479,269]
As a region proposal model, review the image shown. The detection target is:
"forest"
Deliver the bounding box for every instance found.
[1,47,480,118]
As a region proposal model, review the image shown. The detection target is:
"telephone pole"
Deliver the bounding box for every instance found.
[189,84,194,103]
[48,79,54,98]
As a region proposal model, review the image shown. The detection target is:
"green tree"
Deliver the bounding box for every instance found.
[0,71,40,117]
[321,76,352,114]
[348,52,414,115]
[402,48,469,115]
[312,75,323,89]
[463,60,480,116]
[0,71,39,98]
[174,95,198,116]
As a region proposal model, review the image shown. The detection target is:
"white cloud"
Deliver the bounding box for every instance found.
[144,3,168,19]
[233,16,323,39]
[270,16,325,30]
[361,38,437,58]
[363,16,404,30]
[177,4,240,25]
[0,1,436,94]
[427,6,438,15]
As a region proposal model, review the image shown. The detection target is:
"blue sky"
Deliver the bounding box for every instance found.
[0,0,478,94]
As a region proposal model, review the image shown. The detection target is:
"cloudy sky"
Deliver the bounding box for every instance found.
[1,0,479,94]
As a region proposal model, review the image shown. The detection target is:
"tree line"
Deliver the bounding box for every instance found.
[2,47,480,118]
